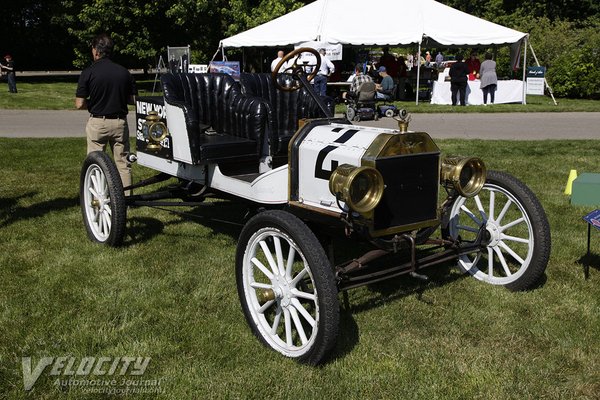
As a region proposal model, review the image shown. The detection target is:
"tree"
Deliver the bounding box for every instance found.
[0,0,76,70]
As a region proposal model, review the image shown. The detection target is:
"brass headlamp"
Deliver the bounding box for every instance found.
[441,156,487,197]
[329,164,384,215]
[144,111,169,151]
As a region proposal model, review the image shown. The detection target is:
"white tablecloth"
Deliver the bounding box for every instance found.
[430,80,524,105]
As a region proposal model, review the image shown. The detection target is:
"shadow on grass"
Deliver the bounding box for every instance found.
[576,252,600,279]
[0,192,79,228]
[125,216,166,245]
[349,263,466,314]
[123,200,247,247]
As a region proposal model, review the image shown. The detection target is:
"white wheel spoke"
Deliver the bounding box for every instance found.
[88,186,100,199]
[259,240,279,275]
[291,298,315,327]
[90,174,100,194]
[283,308,292,347]
[96,207,104,229]
[489,190,496,221]
[501,233,530,244]
[273,237,285,276]
[291,288,315,302]
[98,169,106,192]
[289,306,308,345]
[285,246,296,280]
[101,211,109,236]
[271,306,282,335]
[250,282,272,290]
[103,209,111,229]
[493,246,513,276]
[92,208,100,223]
[258,300,275,314]
[105,204,112,216]
[499,240,525,265]
[487,247,494,278]
[496,198,513,225]
[251,257,274,280]
[474,195,488,221]
[501,217,525,231]
[290,268,308,287]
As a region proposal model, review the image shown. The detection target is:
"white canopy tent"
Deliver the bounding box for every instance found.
[220,0,530,104]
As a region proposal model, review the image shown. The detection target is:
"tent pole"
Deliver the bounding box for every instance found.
[415,40,422,105]
[528,41,557,106]
[522,36,527,105]
[210,44,222,62]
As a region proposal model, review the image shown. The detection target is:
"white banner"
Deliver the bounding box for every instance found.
[295,41,343,61]
[526,78,545,95]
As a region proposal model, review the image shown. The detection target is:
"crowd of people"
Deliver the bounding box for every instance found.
[272,46,499,105]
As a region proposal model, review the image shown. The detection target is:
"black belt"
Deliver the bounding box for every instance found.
[91,114,126,119]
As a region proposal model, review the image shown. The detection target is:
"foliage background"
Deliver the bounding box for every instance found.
[0,0,599,98]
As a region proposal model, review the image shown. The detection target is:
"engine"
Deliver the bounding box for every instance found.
[289,121,485,238]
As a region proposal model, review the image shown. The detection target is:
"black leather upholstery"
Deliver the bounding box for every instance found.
[161,73,269,164]
[239,73,334,155]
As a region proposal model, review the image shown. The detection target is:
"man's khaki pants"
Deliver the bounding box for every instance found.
[86,116,132,192]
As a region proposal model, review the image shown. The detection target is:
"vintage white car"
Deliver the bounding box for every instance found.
[80,48,551,365]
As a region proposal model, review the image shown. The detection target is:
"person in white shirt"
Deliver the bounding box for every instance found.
[271,50,285,73]
[314,48,335,97]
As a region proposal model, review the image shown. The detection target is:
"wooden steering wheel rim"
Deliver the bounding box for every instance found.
[271,47,321,92]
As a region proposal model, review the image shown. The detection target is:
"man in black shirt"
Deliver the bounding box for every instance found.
[76,33,137,191]
[449,54,469,106]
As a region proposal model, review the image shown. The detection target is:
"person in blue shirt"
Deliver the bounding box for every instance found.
[375,66,394,100]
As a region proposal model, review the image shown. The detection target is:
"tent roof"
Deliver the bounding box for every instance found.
[221,0,527,48]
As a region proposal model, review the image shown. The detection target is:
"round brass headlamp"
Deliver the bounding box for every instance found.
[329,164,384,215]
[441,156,487,197]
[144,111,168,151]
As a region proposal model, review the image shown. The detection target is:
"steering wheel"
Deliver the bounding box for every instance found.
[272,47,321,92]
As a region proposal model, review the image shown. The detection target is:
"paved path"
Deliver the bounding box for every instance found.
[0,109,598,140]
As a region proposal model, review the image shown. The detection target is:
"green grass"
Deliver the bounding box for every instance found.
[1,77,599,112]
[334,94,600,114]
[1,138,599,399]
[0,77,159,110]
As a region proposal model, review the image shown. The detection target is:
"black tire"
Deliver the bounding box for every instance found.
[80,151,127,246]
[446,170,551,291]
[236,210,339,365]
[385,109,395,118]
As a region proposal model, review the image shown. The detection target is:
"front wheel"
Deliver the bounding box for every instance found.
[80,151,127,246]
[446,170,551,291]
[236,210,339,365]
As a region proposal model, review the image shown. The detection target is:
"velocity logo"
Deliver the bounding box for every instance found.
[22,356,151,391]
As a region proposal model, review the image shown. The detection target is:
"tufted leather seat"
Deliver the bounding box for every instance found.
[239,73,334,156]
[161,73,269,164]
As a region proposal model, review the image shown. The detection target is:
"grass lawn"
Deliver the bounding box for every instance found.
[1,138,599,399]
[0,77,159,110]
[0,76,599,112]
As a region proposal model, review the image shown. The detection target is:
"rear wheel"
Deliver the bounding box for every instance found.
[236,210,339,365]
[80,151,126,246]
[447,170,550,291]
[385,108,395,118]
